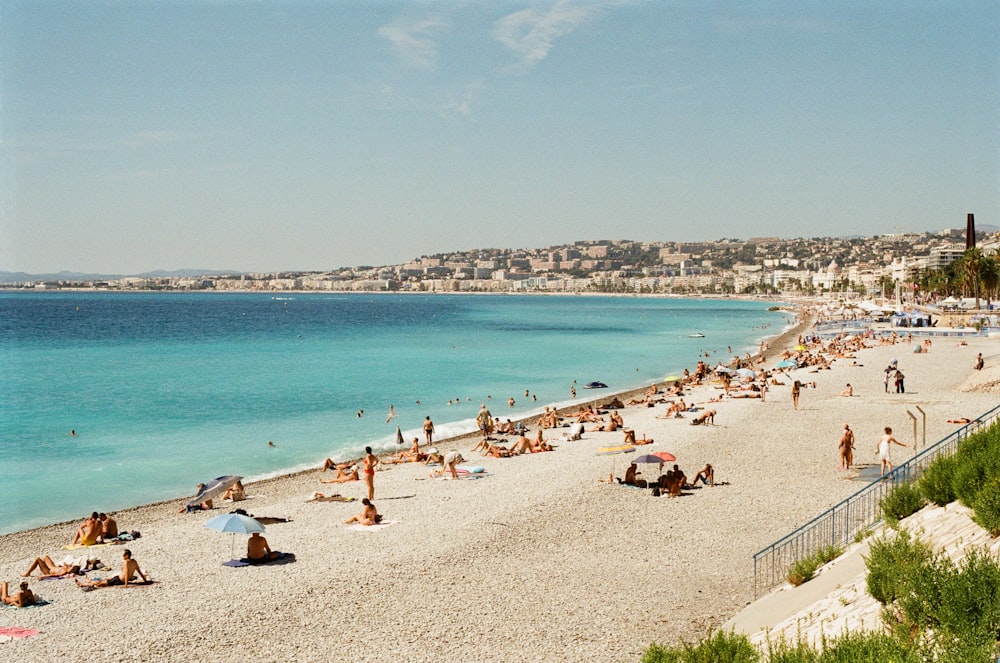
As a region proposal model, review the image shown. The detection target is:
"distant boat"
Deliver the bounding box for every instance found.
[688,333,705,338]
[584,381,608,389]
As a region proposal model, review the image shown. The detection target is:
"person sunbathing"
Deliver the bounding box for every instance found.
[622,463,647,488]
[471,437,494,454]
[484,443,512,458]
[667,465,687,496]
[691,464,714,486]
[310,492,354,502]
[246,532,281,563]
[690,410,716,426]
[387,438,425,464]
[22,555,81,579]
[423,449,444,465]
[344,498,381,526]
[1,581,36,607]
[509,436,534,455]
[71,512,101,546]
[75,549,147,589]
[222,481,246,502]
[320,466,359,484]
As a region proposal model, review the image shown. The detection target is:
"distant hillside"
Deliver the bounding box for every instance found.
[0,269,239,284]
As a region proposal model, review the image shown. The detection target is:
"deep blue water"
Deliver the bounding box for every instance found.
[0,292,788,533]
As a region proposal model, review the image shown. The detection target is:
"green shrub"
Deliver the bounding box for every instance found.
[935,547,1000,644]
[972,476,1000,535]
[951,428,1000,507]
[916,454,957,506]
[952,455,990,507]
[816,544,843,565]
[816,630,920,662]
[865,530,935,605]
[765,638,819,663]
[787,555,821,587]
[641,631,758,663]
[880,482,926,527]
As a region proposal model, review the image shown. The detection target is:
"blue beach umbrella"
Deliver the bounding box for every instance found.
[775,359,798,369]
[205,513,264,560]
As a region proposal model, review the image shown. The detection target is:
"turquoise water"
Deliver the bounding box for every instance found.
[0,292,788,534]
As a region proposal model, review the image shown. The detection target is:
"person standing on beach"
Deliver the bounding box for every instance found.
[894,369,905,394]
[974,353,984,370]
[838,424,855,470]
[476,404,493,439]
[876,427,908,477]
[883,365,893,392]
[362,446,378,501]
[423,416,435,445]
[791,381,801,410]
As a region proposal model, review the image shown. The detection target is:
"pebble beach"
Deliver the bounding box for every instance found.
[2,318,997,662]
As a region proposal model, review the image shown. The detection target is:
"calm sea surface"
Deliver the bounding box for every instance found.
[0,292,789,534]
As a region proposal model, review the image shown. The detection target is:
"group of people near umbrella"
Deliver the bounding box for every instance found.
[620,455,715,497]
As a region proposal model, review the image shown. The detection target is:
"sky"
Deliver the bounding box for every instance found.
[2,1,998,275]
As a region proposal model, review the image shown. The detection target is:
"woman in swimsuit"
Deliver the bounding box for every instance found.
[362,446,378,501]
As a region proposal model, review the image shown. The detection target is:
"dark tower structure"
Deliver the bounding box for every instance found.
[966,213,976,250]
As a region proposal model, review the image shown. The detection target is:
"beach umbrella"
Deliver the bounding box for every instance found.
[663,375,682,383]
[714,365,734,375]
[629,451,676,465]
[205,513,264,560]
[395,426,404,445]
[795,345,807,351]
[775,359,797,369]
[186,475,242,510]
[651,451,677,463]
[735,368,756,380]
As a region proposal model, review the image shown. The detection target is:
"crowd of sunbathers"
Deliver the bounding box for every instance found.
[620,462,715,497]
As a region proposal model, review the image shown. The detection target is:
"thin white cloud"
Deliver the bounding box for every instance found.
[378,14,449,68]
[492,1,603,67]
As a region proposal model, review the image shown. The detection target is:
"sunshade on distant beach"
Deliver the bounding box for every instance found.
[632,454,670,465]
[186,475,242,509]
[204,513,264,560]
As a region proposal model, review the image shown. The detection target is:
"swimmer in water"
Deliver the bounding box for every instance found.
[268,441,276,448]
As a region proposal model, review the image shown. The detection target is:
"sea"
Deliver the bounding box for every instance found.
[0,292,790,534]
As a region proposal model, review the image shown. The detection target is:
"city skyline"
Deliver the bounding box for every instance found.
[2,1,998,274]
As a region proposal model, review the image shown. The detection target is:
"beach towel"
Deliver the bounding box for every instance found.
[62,541,116,551]
[347,520,399,532]
[0,627,40,638]
[223,553,296,567]
[1,599,49,609]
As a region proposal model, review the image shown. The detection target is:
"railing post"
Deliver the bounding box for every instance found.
[915,406,926,449]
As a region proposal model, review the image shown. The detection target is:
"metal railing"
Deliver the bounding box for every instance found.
[752,404,1000,598]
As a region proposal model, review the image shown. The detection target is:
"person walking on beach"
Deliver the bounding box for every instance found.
[423,416,435,445]
[791,381,801,410]
[838,424,855,470]
[876,427,909,477]
[362,446,378,501]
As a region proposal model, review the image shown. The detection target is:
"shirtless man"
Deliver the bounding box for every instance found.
[99,513,118,541]
[71,512,101,547]
[690,410,716,426]
[838,424,855,470]
[22,555,81,579]
[1,581,36,607]
[344,498,381,526]
[423,416,435,444]
[247,532,280,562]
[362,446,378,501]
[75,549,147,589]
[876,427,909,477]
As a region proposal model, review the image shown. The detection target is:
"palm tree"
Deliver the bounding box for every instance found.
[961,247,984,309]
[980,253,999,305]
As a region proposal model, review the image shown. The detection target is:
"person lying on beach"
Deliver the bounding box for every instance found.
[591,411,622,432]
[322,458,356,472]
[246,532,281,563]
[22,555,81,579]
[479,442,511,458]
[75,549,147,590]
[471,437,493,454]
[575,406,603,423]
[309,492,355,502]
[947,417,977,424]
[1,581,36,607]
[71,512,101,546]
[344,498,381,526]
[690,410,716,426]
[320,466,359,484]
[177,485,215,513]
[423,449,443,466]
[387,438,426,464]
[691,464,714,486]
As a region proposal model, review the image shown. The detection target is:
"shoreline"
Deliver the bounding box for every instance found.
[4,311,997,661]
[2,304,802,539]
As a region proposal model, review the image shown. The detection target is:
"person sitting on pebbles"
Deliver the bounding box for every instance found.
[75,549,147,590]
[690,410,716,426]
[1,580,36,607]
[344,498,381,526]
